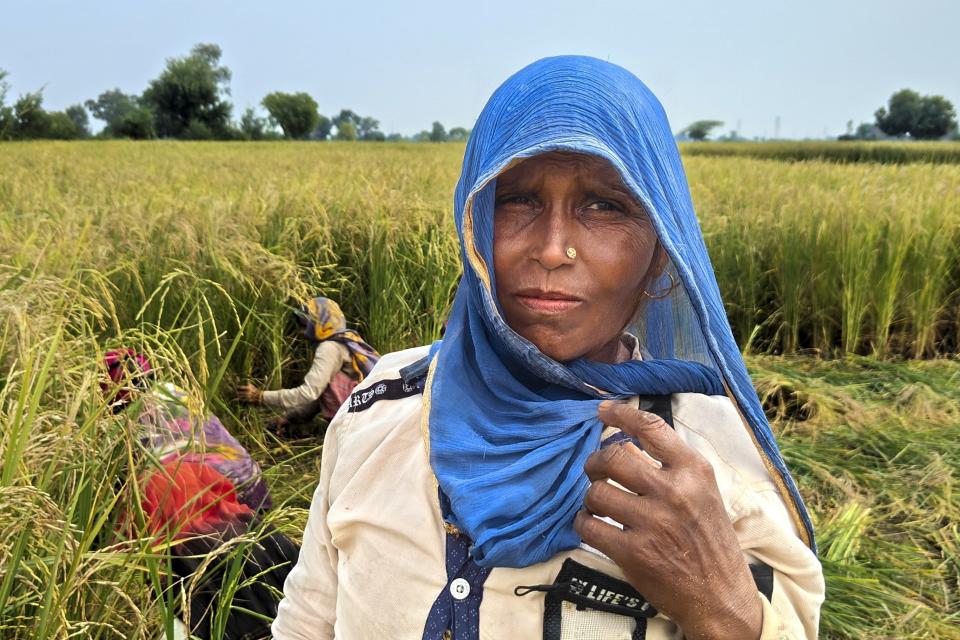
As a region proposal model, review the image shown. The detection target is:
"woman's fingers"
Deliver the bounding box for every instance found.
[237,384,262,404]
[598,401,689,467]
[584,442,660,495]
[574,509,629,559]
[583,478,650,527]
[589,400,709,499]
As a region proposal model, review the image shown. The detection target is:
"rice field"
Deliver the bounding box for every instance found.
[682,140,960,165]
[1,141,958,638]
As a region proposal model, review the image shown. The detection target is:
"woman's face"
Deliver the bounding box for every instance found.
[493,152,663,363]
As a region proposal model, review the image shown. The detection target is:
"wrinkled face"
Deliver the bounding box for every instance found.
[493,152,663,363]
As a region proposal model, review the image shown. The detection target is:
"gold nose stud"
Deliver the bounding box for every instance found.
[566,247,577,260]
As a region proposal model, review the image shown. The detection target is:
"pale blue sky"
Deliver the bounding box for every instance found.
[2,0,958,138]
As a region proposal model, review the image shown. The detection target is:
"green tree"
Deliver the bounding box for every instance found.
[141,43,232,139]
[239,106,268,140]
[85,89,140,136]
[261,92,319,139]
[875,89,921,137]
[0,69,12,139]
[335,120,358,141]
[64,104,90,137]
[915,95,957,139]
[329,110,383,141]
[332,109,359,127]
[311,114,332,140]
[332,109,360,139]
[12,92,50,139]
[358,116,382,140]
[0,73,82,140]
[46,111,82,139]
[114,106,155,139]
[683,120,724,141]
[429,121,447,142]
[875,89,957,139]
[447,126,469,141]
[331,109,386,141]
[855,122,882,140]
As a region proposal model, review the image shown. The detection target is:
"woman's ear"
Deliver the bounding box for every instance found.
[641,241,669,294]
[627,241,669,328]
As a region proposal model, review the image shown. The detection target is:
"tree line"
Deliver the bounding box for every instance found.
[6,44,955,144]
[678,90,958,142]
[838,89,958,141]
[0,43,470,142]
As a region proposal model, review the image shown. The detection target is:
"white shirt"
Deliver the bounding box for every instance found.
[262,341,352,411]
[273,346,824,639]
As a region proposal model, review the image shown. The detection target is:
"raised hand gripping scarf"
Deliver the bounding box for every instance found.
[426,56,815,569]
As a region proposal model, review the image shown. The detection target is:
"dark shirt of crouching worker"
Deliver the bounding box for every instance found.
[272,56,825,640]
[102,349,299,640]
[238,297,380,432]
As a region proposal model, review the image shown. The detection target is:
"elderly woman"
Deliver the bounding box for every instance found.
[272,57,824,639]
[238,297,379,433]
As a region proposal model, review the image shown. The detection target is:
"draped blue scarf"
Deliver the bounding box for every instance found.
[427,55,815,569]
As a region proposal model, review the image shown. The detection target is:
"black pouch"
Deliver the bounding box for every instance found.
[516,559,657,640]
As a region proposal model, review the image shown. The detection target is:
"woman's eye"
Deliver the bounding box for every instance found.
[584,200,622,213]
[500,195,535,207]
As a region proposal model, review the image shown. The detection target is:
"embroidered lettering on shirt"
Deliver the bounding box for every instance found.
[565,577,651,612]
[549,559,656,618]
[530,559,654,640]
[347,377,421,413]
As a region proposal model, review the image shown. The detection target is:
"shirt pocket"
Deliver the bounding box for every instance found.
[516,558,656,640]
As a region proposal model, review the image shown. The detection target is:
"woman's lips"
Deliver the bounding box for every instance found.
[514,291,583,314]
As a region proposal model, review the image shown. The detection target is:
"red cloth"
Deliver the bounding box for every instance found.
[142,460,253,542]
[320,370,359,418]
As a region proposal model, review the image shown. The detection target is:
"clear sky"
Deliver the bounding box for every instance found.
[2,0,958,139]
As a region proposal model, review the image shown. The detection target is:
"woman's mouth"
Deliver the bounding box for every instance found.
[514,289,583,314]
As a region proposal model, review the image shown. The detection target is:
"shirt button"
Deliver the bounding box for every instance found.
[442,630,453,640]
[449,577,471,600]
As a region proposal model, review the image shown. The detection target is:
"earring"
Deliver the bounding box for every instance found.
[643,272,677,300]
[565,247,577,260]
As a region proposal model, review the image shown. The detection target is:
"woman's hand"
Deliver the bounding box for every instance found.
[267,415,291,438]
[574,401,763,640]
[237,383,264,405]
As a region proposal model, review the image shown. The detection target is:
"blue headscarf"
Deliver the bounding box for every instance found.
[426,56,815,569]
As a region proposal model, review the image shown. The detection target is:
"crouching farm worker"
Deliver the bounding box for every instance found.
[103,349,299,640]
[272,56,825,640]
[238,297,380,435]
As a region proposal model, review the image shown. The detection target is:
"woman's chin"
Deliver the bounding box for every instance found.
[520,328,624,364]
[520,331,586,363]
[506,311,622,364]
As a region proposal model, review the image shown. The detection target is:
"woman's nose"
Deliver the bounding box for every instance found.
[530,206,574,270]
